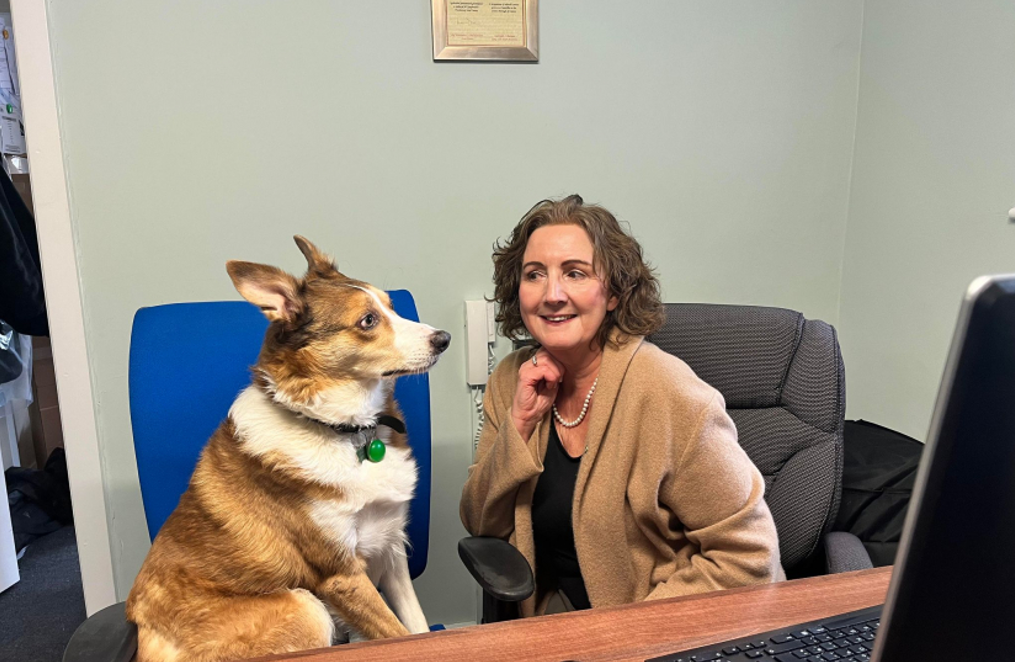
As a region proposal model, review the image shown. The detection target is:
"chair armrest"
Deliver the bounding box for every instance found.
[458,536,534,602]
[824,531,875,574]
[63,601,137,662]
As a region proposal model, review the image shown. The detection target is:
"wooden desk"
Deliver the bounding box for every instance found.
[257,567,891,662]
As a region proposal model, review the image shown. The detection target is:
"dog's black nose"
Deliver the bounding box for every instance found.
[431,330,451,353]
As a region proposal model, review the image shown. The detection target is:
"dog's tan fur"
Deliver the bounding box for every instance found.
[126,237,448,661]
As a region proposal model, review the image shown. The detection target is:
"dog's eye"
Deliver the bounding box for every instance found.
[359,313,379,330]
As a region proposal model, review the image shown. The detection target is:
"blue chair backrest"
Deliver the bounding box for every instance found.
[128,291,431,579]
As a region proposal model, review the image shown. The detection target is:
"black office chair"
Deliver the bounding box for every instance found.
[459,303,871,623]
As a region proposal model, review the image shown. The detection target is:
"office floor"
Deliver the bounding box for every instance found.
[0,526,86,662]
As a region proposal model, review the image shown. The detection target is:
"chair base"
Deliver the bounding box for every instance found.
[482,590,521,624]
[63,601,137,662]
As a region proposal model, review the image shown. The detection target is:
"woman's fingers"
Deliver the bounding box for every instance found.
[525,349,564,385]
[524,364,562,388]
[510,349,568,441]
[511,349,565,437]
[533,373,559,399]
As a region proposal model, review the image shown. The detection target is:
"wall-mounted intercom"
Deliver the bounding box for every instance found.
[465,300,496,386]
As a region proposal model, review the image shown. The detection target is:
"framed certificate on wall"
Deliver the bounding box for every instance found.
[431,0,538,62]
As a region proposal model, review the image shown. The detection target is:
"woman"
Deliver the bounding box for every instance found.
[460,194,784,617]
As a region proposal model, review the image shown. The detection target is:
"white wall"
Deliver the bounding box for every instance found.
[838,0,1015,440]
[43,0,864,624]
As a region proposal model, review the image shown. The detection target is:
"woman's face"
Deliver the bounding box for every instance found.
[519,224,618,359]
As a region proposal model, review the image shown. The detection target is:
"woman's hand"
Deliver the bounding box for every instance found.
[511,349,564,441]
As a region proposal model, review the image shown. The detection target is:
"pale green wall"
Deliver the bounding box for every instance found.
[45,0,864,625]
[838,0,1015,440]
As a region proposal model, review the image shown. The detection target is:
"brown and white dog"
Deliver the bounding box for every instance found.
[126,236,450,662]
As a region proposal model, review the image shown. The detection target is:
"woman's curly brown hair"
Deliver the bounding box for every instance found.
[492,194,664,350]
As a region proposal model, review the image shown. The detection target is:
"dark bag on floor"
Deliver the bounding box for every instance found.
[833,420,924,567]
[5,448,73,551]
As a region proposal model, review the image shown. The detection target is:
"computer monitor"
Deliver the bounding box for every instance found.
[874,274,1015,660]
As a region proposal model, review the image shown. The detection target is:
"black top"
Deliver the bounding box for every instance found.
[0,170,48,336]
[531,423,591,610]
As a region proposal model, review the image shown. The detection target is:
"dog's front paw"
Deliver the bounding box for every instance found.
[404,612,430,635]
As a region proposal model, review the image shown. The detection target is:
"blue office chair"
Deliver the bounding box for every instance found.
[63,292,436,662]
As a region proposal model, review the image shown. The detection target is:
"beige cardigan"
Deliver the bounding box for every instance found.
[460,334,785,616]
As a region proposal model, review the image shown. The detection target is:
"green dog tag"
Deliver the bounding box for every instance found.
[366,438,386,463]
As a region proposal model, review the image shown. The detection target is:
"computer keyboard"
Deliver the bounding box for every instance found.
[645,605,882,662]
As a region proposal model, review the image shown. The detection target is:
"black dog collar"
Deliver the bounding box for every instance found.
[304,414,406,463]
[327,415,406,436]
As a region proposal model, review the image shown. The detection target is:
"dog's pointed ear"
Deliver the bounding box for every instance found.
[294,235,338,278]
[226,260,301,323]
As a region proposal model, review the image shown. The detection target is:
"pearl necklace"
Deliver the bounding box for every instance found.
[552,377,599,428]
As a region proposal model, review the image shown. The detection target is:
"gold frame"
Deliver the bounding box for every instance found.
[431,0,538,62]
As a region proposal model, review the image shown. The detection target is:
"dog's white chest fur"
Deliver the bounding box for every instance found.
[230,386,418,560]
[307,456,417,560]
[309,495,409,562]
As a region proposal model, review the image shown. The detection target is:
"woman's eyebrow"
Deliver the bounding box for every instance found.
[522,259,594,269]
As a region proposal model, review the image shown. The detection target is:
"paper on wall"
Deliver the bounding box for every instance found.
[0,15,23,156]
[0,113,24,155]
[0,15,19,98]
